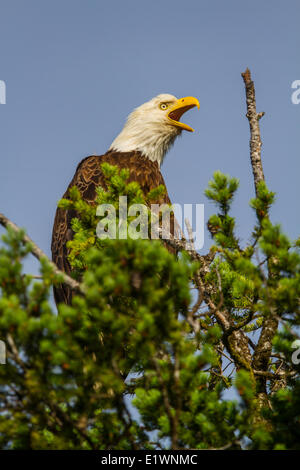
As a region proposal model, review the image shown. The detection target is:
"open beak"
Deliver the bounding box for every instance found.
[167,96,200,132]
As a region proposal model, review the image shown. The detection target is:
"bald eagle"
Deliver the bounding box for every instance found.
[51,94,200,305]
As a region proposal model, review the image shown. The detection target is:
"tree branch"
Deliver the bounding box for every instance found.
[241,68,265,195]
[0,212,81,292]
[241,70,282,409]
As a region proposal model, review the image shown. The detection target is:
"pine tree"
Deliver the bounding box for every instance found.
[0,70,299,450]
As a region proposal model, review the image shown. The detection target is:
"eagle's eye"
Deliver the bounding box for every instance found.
[159,103,168,110]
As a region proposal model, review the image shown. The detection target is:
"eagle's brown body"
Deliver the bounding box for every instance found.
[51,150,173,305]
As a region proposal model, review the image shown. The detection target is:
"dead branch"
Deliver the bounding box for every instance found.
[241,70,284,400]
[241,68,265,195]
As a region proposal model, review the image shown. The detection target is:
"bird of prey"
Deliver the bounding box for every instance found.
[51,94,200,305]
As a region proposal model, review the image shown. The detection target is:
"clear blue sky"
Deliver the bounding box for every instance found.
[0,0,299,276]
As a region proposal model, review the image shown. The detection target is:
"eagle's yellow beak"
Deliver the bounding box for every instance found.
[167,96,200,132]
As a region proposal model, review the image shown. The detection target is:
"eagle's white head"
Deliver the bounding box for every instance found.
[109,94,200,166]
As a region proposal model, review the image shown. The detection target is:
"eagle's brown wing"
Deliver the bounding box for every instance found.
[51,150,173,305]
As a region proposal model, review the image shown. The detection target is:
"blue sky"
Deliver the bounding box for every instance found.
[0,0,299,278]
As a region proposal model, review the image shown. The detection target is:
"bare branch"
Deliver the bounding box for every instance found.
[253,369,297,379]
[241,68,265,195]
[241,69,282,399]
[6,333,25,369]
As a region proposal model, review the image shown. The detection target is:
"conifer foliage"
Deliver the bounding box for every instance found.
[0,71,299,450]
